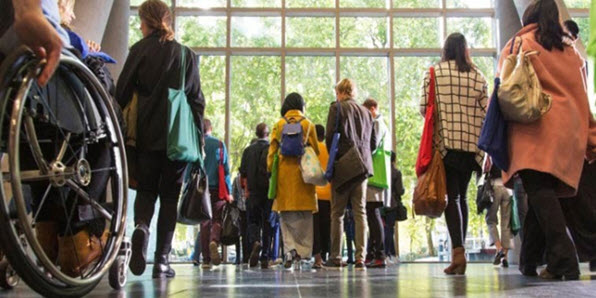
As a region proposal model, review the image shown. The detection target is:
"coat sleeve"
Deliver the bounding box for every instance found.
[325,103,336,150]
[420,69,430,117]
[184,48,206,136]
[239,147,249,178]
[267,121,280,172]
[115,44,141,108]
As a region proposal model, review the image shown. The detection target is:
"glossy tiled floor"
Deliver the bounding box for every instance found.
[1,263,595,297]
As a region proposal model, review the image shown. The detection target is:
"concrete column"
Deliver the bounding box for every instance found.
[101,0,130,80]
[71,0,115,44]
[496,0,522,51]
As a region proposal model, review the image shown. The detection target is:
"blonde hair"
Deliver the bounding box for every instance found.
[58,0,76,29]
[139,0,175,43]
[336,78,357,99]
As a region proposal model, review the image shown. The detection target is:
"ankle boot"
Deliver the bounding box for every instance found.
[153,254,176,278]
[444,247,467,275]
[36,221,58,262]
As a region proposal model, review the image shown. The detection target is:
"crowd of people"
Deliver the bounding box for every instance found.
[4,0,596,285]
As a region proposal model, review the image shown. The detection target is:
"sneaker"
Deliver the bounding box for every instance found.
[130,224,149,276]
[324,260,345,269]
[192,260,200,267]
[209,241,221,266]
[354,260,366,270]
[520,265,538,277]
[493,251,505,265]
[201,263,212,270]
[312,262,324,270]
[249,242,262,268]
[367,259,386,268]
[284,252,294,269]
[501,259,509,268]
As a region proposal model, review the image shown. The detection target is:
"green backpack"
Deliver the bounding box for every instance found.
[369,133,391,189]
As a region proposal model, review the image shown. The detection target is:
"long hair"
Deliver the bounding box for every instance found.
[522,0,565,51]
[139,0,175,43]
[442,33,473,73]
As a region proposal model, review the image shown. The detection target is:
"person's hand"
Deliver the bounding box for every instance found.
[13,10,62,86]
[86,40,101,53]
[227,195,234,203]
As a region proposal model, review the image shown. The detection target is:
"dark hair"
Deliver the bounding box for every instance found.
[281,92,305,116]
[315,124,325,142]
[362,98,378,110]
[442,33,473,73]
[522,0,565,51]
[391,151,396,163]
[256,123,269,139]
[203,118,212,133]
[564,20,579,40]
[139,0,175,43]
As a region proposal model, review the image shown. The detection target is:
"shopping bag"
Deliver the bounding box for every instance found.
[412,150,447,218]
[368,136,391,189]
[415,67,436,177]
[267,151,279,200]
[221,203,241,245]
[218,141,229,200]
[478,78,510,171]
[324,101,341,181]
[177,162,212,225]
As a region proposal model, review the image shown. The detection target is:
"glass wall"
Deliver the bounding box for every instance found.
[127,0,501,263]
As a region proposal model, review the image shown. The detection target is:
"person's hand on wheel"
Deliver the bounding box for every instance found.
[13,9,62,86]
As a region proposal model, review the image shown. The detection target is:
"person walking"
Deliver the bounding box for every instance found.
[200,119,233,268]
[240,124,274,269]
[116,0,205,279]
[499,0,596,280]
[267,93,319,269]
[420,32,488,275]
[325,79,376,270]
[313,124,332,269]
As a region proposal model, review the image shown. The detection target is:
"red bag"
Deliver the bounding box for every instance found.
[415,67,437,177]
[218,141,229,200]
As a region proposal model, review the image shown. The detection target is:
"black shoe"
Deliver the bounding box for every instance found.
[539,268,579,281]
[502,259,509,268]
[153,254,176,278]
[260,260,270,269]
[520,265,538,277]
[130,224,149,276]
[590,260,596,272]
[284,250,299,269]
[493,251,505,265]
[249,242,262,268]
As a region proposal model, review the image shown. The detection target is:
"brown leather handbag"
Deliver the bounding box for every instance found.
[412,150,447,218]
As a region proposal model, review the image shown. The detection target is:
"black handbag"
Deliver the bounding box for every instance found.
[476,173,494,215]
[220,203,241,245]
[333,145,368,194]
[396,200,408,222]
[177,163,212,225]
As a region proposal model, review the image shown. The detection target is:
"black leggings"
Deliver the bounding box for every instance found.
[366,202,385,259]
[134,151,186,257]
[313,200,331,260]
[519,170,580,276]
[444,164,472,249]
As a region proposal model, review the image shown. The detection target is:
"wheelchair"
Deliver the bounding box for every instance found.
[0,46,130,297]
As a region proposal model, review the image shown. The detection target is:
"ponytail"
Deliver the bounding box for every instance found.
[521,0,565,51]
[139,0,175,43]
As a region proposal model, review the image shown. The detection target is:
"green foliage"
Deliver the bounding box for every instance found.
[232,0,281,7]
[200,56,227,140]
[564,0,590,8]
[128,16,143,46]
[447,17,493,48]
[178,0,226,7]
[573,17,590,48]
[232,17,281,47]
[178,17,227,48]
[286,0,334,7]
[394,0,440,8]
[287,17,335,48]
[341,57,389,114]
[394,18,441,48]
[340,18,388,48]
[340,0,385,8]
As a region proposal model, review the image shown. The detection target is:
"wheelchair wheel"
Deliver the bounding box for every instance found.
[0,47,128,297]
[0,259,19,289]
[108,256,127,290]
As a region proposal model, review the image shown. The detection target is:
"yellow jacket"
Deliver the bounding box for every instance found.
[267,110,319,212]
[315,141,331,201]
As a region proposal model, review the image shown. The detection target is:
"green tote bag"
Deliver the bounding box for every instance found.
[167,45,201,163]
[267,151,279,200]
[368,135,391,189]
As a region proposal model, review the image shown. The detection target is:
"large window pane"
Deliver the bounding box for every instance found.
[131,0,171,5]
[230,56,281,171]
[232,0,281,7]
[394,18,441,48]
[340,57,389,114]
[564,0,590,8]
[287,18,335,48]
[286,0,334,8]
[446,0,492,8]
[340,0,385,8]
[286,56,336,125]
[128,16,143,46]
[394,0,440,8]
[232,17,281,47]
[447,17,494,48]
[201,56,227,140]
[340,18,388,48]
[177,17,227,48]
[178,0,226,7]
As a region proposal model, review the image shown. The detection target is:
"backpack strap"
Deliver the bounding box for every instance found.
[303,119,312,146]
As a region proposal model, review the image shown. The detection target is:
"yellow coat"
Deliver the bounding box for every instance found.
[267,110,319,212]
[315,141,331,201]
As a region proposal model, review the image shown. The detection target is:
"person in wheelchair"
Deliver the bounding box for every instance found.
[1,0,123,279]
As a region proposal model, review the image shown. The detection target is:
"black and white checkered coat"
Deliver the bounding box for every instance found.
[419,60,488,167]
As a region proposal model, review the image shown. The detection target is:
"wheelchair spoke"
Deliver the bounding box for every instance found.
[65,180,112,221]
[55,133,72,163]
[90,167,116,174]
[31,184,52,227]
[58,188,84,280]
[34,93,80,161]
[24,115,49,173]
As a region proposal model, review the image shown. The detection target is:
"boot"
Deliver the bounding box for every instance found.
[152,254,176,278]
[444,247,466,275]
[58,229,108,277]
[130,224,149,276]
[36,221,59,262]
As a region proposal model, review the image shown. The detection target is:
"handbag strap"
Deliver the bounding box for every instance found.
[303,120,312,146]
[334,100,341,133]
[179,45,187,90]
[509,36,522,55]
[219,141,224,166]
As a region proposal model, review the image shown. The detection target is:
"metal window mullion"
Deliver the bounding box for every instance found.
[281,0,286,104]
[388,0,396,153]
[442,0,447,41]
[335,0,340,84]
[171,0,176,34]
[225,0,232,148]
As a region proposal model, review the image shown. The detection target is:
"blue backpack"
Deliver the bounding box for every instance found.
[280,117,305,157]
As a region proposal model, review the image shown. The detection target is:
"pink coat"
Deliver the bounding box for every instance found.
[498,24,596,197]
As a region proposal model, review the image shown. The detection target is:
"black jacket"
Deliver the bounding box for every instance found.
[325,99,376,177]
[239,139,270,198]
[116,33,205,152]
